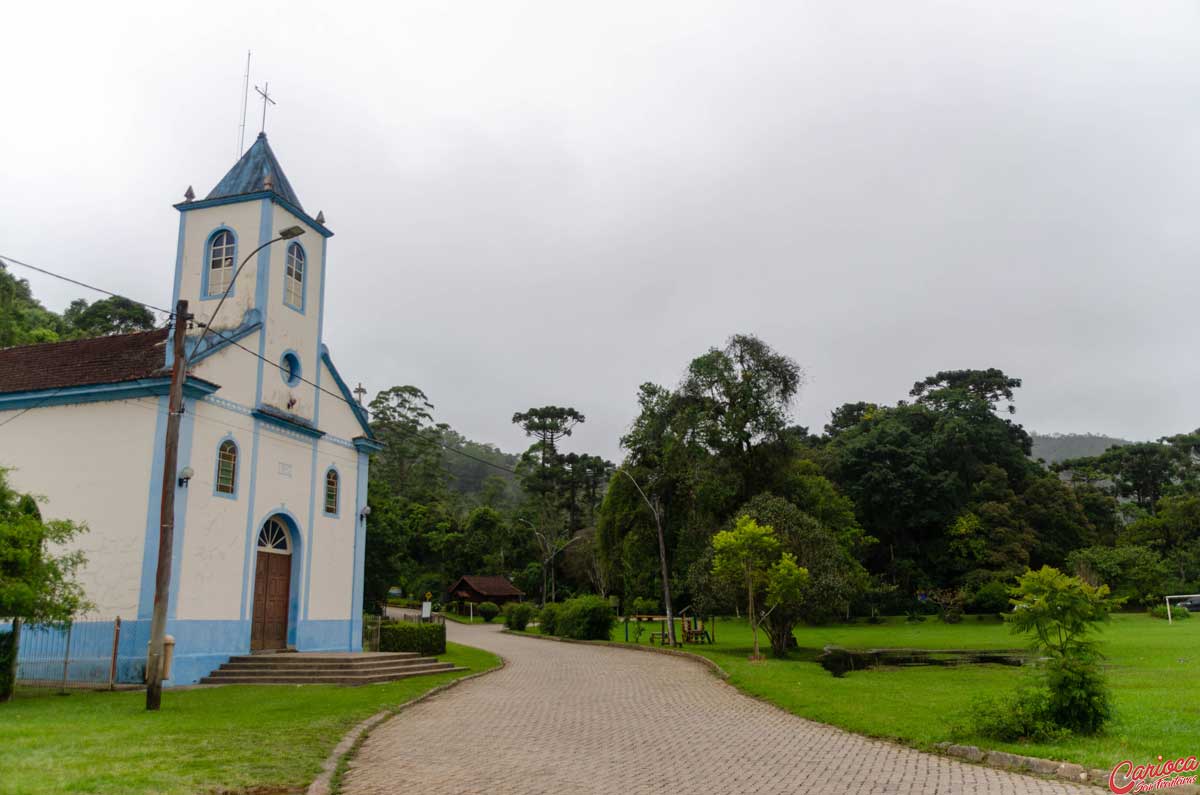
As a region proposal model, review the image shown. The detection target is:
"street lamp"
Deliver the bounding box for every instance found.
[190,225,305,360]
[619,469,676,647]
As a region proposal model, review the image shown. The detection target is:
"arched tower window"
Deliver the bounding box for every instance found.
[284,242,305,310]
[207,230,236,297]
[215,439,238,495]
[324,468,339,515]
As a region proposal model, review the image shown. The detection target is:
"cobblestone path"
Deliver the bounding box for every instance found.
[341,622,1094,795]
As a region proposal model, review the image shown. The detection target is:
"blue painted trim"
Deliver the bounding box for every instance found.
[252,408,325,439]
[282,241,307,314]
[138,395,170,619]
[175,191,334,239]
[200,226,238,301]
[248,508,305,647]
[313,238,328,428]
[167,398,197,620]
[323,464,342,517]
[303,441,319,621]
[212,434,240,500]
[353,437,384,453]
[320,347,375,440]
[238,420,262,621]
[186,311,262,364]
[0,377,219,411]
[253,199,272,407]
[279,349,302,387]
[350,451,368,650]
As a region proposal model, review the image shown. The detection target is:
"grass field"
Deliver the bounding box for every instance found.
[603,613,1199,769]
[0,642,500,795]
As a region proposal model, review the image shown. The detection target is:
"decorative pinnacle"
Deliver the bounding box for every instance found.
[315,210,325,225]
[184,185,195,202]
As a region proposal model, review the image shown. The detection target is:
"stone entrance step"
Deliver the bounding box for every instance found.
[200,651,463,686]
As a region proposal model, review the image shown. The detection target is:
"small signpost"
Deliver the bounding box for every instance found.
[421,599,432,622]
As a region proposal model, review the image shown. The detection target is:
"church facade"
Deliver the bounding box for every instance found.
[0,134,379,685]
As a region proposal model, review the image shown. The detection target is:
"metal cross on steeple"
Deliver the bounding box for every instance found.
[254,82,276,134]
[353,383,367,406]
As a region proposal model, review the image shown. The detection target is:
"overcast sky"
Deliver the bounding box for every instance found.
[4,2,1199,460]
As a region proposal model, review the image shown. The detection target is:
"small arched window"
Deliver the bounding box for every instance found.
[324,468,339,515]
[215,439,238,495]
[284,242,305,310]
[207,230,236,297]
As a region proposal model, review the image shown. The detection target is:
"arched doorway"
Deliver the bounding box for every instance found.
[251,516,293,651]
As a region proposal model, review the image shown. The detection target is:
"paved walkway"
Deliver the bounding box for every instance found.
[341,623,1094,795]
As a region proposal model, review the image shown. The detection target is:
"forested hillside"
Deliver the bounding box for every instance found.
[1030,432,1132,463]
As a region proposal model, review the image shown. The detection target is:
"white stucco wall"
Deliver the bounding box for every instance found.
[0,398,159,617]
[177,200,265,334]
[305,444,360,621]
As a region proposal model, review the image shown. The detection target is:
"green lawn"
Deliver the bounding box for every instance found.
[605,614,1200,769]
[0,642,500,795]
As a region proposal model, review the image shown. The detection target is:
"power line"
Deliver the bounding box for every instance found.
[0,254,175,316]
[0,254,519,476]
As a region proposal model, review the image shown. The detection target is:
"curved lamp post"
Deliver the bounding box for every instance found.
[190,225,305,360]
[618,469,676,647]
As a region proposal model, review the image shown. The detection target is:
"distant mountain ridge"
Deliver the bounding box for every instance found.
[1030,432,1133,464]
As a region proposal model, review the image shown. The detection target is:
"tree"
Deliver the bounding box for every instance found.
[1123,494,1200,584]
[62,296,155,337]
[909,368,1023,415]
[512,406,585,475]
[677,334,803,501]
[1006,566,1117,734]
[0,470,91,701]
[711,516,780,660]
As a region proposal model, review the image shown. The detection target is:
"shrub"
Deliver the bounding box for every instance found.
[503,602,533,632]
[967,685,1070,743]
[1006,566,1117,735]
[538,603,563,636]
[478,602,499,622]
[557,595,617,641]
[1148,604,1191,621]
[379,621,446,656]
[967,580,1010,614]
[1043,654,1111,735]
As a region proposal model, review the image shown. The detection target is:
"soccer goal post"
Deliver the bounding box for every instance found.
[1164,594,1200,624]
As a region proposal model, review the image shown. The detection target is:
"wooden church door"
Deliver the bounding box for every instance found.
[251,517,292,651]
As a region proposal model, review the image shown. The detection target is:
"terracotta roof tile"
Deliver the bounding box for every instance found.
[0,329,170,394]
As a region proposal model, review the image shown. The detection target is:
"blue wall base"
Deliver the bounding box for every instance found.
[9,618,356,687]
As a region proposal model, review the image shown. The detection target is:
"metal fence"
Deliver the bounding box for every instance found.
[361,611,445,651]
[10,617,139,692]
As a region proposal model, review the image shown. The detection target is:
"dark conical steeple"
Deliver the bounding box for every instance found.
[206,132,304,210]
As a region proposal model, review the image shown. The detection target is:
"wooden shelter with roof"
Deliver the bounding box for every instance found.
[447,575,525,606]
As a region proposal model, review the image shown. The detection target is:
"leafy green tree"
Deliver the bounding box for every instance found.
[1066,544,1172,606]
[0,263,65,346]
[711,516,780,660]
[62,296,155,337]
[1058,443,1188,513]
[910,368,1024,415]
[369,385,449,504]
[1122,494,1200,584]
[1006,566,1117,734]
[0,470,91,701]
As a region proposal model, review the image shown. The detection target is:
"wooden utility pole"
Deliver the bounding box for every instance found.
[146,300,189,710]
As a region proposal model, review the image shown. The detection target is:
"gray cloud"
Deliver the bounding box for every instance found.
[4,1,1199,459]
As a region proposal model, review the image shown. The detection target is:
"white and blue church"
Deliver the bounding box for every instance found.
[0,134,380,685]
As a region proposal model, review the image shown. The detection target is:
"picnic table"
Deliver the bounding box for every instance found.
[624,614,714,646]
